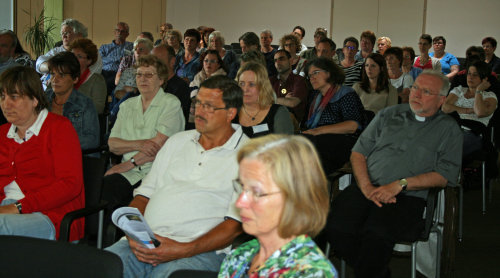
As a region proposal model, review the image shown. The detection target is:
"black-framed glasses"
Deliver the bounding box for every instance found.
[136,72,157,79]
[232,179,281,202]
[193,99,227,113]
[409,85,440,96]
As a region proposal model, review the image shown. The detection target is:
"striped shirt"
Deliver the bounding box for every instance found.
[340,60,363,87]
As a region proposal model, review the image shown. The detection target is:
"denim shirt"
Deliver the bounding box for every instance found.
[46,88,100,150]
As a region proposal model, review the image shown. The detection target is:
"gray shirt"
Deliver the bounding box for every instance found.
[352,104,463,199]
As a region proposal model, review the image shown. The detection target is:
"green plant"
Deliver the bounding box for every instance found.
[23,8,57,57]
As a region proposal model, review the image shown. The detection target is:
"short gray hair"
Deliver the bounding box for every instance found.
[0,29,17,48]
[61,18,88,38]
[419,69,450,96]
[208,31,225,46]
[261,29,273,38]
[133,38,154,52]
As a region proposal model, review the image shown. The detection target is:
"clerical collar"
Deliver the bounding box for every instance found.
[414,114,426,122]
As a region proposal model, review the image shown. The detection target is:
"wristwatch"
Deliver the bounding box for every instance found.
[399,178,408,191]
[130,157,138,167]
[14,201,22,214]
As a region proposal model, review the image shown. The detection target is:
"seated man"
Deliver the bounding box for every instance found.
[101,55,185,215]
[99,22,134,94]
[269,49,308,123]
[228,32,261,79]
[327,70,463,278]
[106,75,248,277]
[260,29,278,77]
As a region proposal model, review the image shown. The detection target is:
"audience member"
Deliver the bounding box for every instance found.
[384,47,414,103]
[296,37,336,76]
[228,32,261,79]
[45,52,100,151]
[101,55,185,214]
[402,46,423,81]
[302,57,365,174]
[175,29,201,82]
[165,29,184,56]
[260,29,278,77]
[300,27,327,61]
[270,49,308,123]
[353,53,397,113]
[154,22,173,46]
[99,22,133,94]
[414,34,442,71]
[339,37,364,87]
[430,36,459,79]
[0,66,85,241]
[239,50,267,68]
[355,30,376,61]
[326,70,462,278]
[106,75,248,277]
[69,38,107,113]
[234,62,294,138]
[442,61,497,156]
[200,27,215,53]
[137,32,154,43]
[0,30,21,74]
[219,134,338,277]
[279,34,301,74]
[376,36,391,55]
[152,44,191,125]
[482,37,500,76]
[36,19,102,89]
[4,30,32,68]
[292,25,308,53]
[115,37,153,87]
[209,31,236,71]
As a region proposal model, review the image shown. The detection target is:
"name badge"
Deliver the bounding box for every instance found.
[252,124,269,133]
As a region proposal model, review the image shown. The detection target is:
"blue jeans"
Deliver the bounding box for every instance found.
[106,239,226,278]
[0,199,56,240]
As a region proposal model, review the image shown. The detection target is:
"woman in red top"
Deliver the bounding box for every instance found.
[0,66,84,241]
[414,34,442,72]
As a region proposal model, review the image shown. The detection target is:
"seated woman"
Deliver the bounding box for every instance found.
[219,134,338,278]
[280,34,301,73]
[46,52,100,151]
[442,61,498,157]
[339,37,364,87]
[234,62,294,138]
[353,53,398,114]
[165,29,184,57]
[0,66,84,241]
[209,31,236,71]
[376,36,391,55]
[68,38,107,114]
[402,46,423,81]
[414,34,442,71]
[115,38,153,89]
[429,36,459,80]
[384,47,414,103]
[302,57,365,173]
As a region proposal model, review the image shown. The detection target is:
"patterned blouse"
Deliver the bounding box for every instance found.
[218,235,338,278]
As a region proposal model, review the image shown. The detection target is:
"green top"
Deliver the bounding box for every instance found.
[109,88,185,184]
[218,234,338,278]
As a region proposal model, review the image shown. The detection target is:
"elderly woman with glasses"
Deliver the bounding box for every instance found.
[302,57,365,174]
[442,61,497,157]
[219,134,338,278]
[101,55,185,213]
[234,62,294,138]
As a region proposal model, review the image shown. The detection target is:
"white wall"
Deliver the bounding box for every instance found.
[0,0,14,30]
[166,0,500,58]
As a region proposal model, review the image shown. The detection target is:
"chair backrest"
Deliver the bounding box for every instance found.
[419,187,442,241]
[82,155,107,234]
[0,235,122,278]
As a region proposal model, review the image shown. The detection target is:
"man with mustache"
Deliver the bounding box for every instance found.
[106,75,248,277]
[327,70,463,278]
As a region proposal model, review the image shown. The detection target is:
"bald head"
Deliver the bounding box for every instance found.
[152,44,176,75]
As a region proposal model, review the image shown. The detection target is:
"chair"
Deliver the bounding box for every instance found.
[338,188,443,278]
[0,235,122,278]
[59,155,108,248]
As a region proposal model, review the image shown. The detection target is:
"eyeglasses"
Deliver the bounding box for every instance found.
[233,179,281,202]
[136,72,157,79]
[203,59,218,64]
[344,46,356,50]
[307,70,327,79]
[61,31,74,37]
[409,84,440,96]
[193,99,227,113]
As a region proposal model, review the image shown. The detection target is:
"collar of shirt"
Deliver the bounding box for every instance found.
[191,124,246,151]
[7,109,49,143]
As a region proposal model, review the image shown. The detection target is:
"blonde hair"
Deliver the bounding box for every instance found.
[377,36,392,47]
[236,62,274,107]
[237,134,329,238]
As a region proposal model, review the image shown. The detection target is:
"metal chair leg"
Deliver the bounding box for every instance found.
[340,258,346,278]
[97,210,104,249]
[411,242,417,278]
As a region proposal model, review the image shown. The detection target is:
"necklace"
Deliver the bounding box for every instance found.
[53,97,66,106]
[243,106,261,121]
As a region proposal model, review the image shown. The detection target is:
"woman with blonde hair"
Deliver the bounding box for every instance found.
[165,29,183,56]
[219,134,338,277]
[234,62,293,138]
[377,36,392,55]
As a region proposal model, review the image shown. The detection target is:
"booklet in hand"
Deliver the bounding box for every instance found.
[112,207,161,249]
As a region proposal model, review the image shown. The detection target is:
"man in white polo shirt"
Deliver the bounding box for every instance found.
[106,75,248,278]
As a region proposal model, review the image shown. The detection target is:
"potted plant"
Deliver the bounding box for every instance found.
[23,8,57,58]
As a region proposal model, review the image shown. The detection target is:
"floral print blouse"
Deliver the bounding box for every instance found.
[218,235,338,278]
